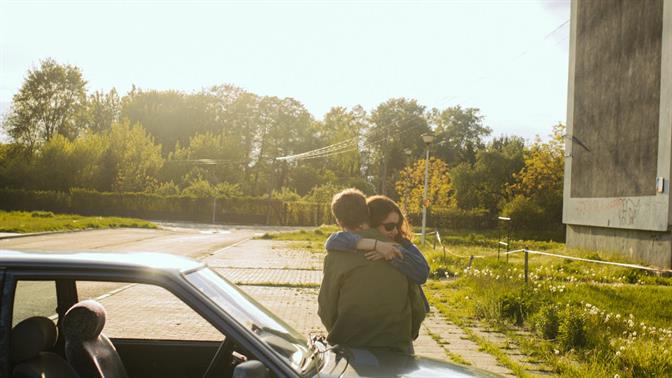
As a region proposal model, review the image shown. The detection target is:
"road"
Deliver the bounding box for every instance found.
[0,222,309,258]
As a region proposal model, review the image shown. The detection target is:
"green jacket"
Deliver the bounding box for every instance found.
[318,229,425,352]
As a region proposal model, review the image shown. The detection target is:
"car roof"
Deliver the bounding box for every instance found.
[0,250,205,273]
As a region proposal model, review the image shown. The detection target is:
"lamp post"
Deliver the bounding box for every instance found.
[421,132,434,244]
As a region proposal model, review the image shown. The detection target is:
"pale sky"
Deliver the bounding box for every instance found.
[0,0,570,142]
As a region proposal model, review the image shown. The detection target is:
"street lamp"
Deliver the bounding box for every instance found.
[421,132,434,244]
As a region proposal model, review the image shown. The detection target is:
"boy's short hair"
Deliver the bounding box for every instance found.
[331,188,369,229]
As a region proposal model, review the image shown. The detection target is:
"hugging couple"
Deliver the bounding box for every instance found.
[318,188,430,354]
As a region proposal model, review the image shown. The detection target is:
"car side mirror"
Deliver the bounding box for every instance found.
[232,360,269,378]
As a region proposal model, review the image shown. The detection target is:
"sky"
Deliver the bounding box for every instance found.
[0,0,570,143]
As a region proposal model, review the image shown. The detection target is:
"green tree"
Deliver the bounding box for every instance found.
[4,58,87,149]
[85,88,120,133]
[508,123,565,225]
[451,136,525,213]
[431,105,491,165]
[106,121,164,192]
[396,157,453,215]
[367,98,430,196]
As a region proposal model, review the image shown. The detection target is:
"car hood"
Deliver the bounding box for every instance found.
[318,347,500,378]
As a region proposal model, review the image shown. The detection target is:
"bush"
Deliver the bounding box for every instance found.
[0,188,333,226]
[532,304,560,340]
[500,288,535,326]
[558,308,587,351]
[419,207,494,230]
[30,211,55,218]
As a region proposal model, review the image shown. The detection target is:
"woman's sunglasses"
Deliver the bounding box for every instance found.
[381,222,401,231]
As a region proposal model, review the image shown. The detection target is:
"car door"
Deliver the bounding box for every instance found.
[74,279,232,378]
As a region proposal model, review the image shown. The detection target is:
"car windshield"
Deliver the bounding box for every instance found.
[185,268,312,373]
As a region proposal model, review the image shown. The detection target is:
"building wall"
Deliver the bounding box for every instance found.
[571,0,663,198]
[564,0,672,267]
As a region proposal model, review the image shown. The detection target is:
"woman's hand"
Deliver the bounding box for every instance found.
[365,241,403,261]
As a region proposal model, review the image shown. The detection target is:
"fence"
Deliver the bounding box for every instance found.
[503,248,672,283]
[427,226,672,279]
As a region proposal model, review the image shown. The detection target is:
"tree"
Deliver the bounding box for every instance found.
[451,136,525,213]
[317,106,368,179]
[367,98,430,196]
[508,123,565,224]
[395,157,453,215]
[430,105,491,166]
[85,88,120,133]
[106,121,164,192]
[4,58,87,149]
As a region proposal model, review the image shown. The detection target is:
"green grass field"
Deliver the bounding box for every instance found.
[0,210,156,233]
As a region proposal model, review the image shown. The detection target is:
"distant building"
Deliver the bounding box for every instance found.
[563,0,672,267]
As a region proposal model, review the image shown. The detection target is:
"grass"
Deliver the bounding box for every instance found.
[423,241,672,377]
[0,210,156,233]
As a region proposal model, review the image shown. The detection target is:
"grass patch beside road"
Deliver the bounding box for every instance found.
[425,244,672,377]
[0,210,156,233]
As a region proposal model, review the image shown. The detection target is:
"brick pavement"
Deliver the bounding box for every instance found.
[93,238,548,377]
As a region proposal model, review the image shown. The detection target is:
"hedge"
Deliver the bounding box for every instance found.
[0,188,333,226]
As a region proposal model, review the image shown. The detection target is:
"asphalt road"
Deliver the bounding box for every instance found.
[0,222,309,258]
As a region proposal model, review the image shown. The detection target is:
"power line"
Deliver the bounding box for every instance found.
[276,121,428,162]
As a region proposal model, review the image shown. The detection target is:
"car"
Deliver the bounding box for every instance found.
[0,250,497,378]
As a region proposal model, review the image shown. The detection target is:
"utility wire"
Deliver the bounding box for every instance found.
[277,121,427,162]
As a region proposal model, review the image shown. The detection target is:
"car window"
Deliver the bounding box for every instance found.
[77,281,221,341]
[13,280,57,327]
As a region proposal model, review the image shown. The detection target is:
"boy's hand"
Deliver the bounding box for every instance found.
[367,241,403,261]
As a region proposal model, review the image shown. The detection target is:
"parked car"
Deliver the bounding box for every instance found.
[0,250,496,377]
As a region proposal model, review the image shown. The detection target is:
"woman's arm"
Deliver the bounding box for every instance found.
[326,231,402,260]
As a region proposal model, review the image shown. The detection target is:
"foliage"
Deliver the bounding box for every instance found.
[396,157,452,215]
[303,183,344,204]
[152,181,180,196]
[85,88,120,133]
[508,123,565,226]
[106,121,164,192]
[272,187,301,201]
[450,136,524,213]
[367,98,430,196]
[0,188,330,226]
[430,105,491,165]
[4,58,87,149]
[1,59,566,234]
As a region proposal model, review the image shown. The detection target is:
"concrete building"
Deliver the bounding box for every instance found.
[563,0,672,267]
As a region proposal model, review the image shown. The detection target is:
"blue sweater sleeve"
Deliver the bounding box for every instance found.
[325,232,429,285]
[390,239,430,285]
[324,231,362,252]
